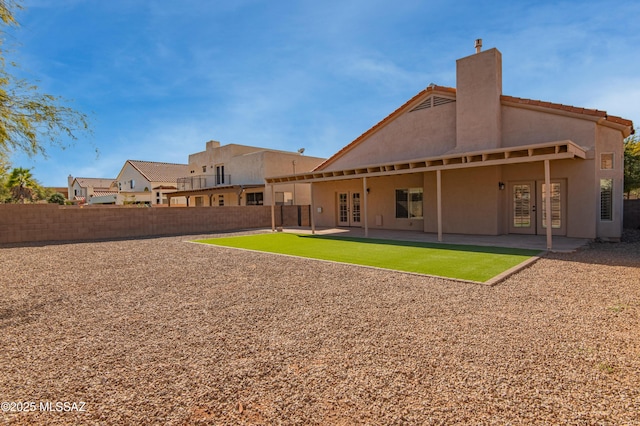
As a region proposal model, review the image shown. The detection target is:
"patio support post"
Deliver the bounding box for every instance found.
[363,176,368,237]
[270,184,276,232]
[437,169,443,242]
[544,159,553,250]
[310,183,316,235]
[167,195,171,207]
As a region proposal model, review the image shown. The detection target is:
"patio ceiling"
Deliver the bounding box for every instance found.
[265,140,587,184]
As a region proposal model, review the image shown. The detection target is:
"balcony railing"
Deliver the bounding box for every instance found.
[177,175,231,191]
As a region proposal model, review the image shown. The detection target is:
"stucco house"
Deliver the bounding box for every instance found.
[267,42,634,247]
[67,176,116,204]
[111,160,189,206]
[167,140,325,207]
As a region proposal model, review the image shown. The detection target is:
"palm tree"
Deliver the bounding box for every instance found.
[7,167,38,203]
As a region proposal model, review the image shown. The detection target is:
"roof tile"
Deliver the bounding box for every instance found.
[127,160,189,183]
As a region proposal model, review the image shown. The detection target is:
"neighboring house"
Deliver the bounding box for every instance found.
[67,176,116,204]
[167,140,325,207]
[267,43,634,245]
[47,187,69,199]
[110,160,189,206]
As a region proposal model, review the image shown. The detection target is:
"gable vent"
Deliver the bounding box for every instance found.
[410,96,455,112]
[410,97,432,112]
[433,96,455,107]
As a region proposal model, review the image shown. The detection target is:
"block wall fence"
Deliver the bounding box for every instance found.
[0,204,311,244]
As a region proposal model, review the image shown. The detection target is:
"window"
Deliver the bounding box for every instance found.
[130,179,135,189]
[513,184,531,228]
[541,183,562,229]
[246,192,264,205]
[202,165,207,173]
[600,179,613,221]
[218,194,224,206]
[275,192,293,205]
[216,165,225,185]
[352,193,361,223]
[395,188,423,219]
[601,153,614,170]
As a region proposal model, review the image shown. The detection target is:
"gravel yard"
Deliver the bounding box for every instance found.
[1,231,639,425]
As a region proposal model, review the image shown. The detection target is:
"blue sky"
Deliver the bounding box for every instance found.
[6,0,640,186]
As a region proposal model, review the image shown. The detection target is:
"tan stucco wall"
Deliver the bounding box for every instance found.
[312,174,425,230]
[501,159,597,239]
[313,180,360,228]
[323,102,457,171]
[595,125,625,239]
[501,106,597,148]
[423,168,502,235]
[228,152,267,185]
[501,107,624,239]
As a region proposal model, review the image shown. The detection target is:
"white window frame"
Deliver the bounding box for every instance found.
[600,178,613,221]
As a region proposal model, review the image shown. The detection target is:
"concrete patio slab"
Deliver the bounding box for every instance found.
[280,227,590,253]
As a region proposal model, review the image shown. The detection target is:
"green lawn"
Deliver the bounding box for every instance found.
[194,233,541,283]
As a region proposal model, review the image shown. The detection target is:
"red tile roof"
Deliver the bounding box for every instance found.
[91,191,118,197]
[314,88,634,171]
[74,177,115,189]
[127,160,189,183]
[501,95,634,128]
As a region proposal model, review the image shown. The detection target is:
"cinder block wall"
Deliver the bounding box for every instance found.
[0,205,309,244]
[624,199,640,229]
[274,205,311,227]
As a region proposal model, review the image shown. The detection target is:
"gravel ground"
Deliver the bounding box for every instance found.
[1,230,639,425]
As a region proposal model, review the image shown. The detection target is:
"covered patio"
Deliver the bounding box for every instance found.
[266,140,587,251]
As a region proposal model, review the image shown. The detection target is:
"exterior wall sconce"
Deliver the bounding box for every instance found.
[498,182,506,190]
[366,188,370,194]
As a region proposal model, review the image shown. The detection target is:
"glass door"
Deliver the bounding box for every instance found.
[337,192,362,227]
[509,182,536,235]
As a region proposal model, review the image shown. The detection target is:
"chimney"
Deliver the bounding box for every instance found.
[67,175,74,199]
[475,39,482,53]
[455,45,503,150]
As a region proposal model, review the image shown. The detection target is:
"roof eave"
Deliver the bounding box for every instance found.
[501,96,634,137]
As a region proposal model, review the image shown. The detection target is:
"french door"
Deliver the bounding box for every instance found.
[337,192,362,227]
[509,180,566,235]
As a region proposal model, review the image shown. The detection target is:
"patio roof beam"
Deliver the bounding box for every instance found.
[266,151,583,185]
[265,140,586,186]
